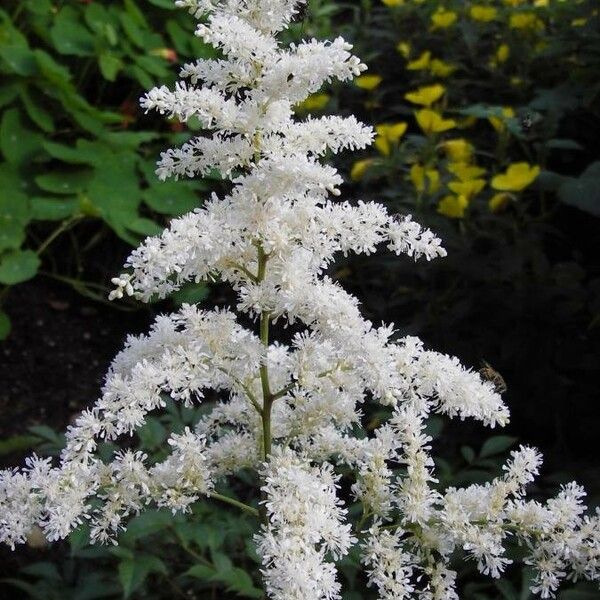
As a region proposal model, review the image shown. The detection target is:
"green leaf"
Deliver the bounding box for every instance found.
[0,221,26,252]
[461,445,476,463]
[20,88,55,132]
[143,183,201,216]
[211,551,233,572]
[546,139,583,151]
[98,52,123,81]
[50,7,95,56]
[127,217,163,237]
[120,510,172,544]
[214,568,262,598]
[185,565,216,580]
[557,162,600,217]
[34,49,73,89]
[0,249,40,285]
[147,0,176,7]
[0,108,43,166]
[0,45,37,75]
[35,170,93,195]
[30,197,78,221]
[480,436,518,458]
[136,417,167,449]
[118,555,167,598]
[0,434,39,455]
[120,13,146,48]
[171,282,210,306]
[0,310,10,340]
[43,140,97,164]
[20,562,62,581]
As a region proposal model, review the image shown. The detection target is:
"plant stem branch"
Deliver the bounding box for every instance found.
[209,492,259,517]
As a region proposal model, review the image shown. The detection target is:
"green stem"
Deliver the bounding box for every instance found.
[209,492,259,517]
[36,215,82,256]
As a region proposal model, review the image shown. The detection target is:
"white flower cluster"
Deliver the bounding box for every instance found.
[1,1,598,599]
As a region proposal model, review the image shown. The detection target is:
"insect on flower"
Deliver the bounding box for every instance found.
[479,360,507,394]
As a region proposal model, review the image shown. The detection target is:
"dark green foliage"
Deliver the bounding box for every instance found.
[0,0,216,338]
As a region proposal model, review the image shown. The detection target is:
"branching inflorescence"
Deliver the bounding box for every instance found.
[1,1,598,598]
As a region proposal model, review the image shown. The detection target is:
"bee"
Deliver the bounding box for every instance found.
[479,360,507,394]
[293,1,309,23]
[520,112,533,133]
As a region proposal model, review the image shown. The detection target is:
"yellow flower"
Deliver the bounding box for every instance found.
[489,192,512,212]
[377,122,408,142]
[572,18,587,26]
[442,139,474,163]
[534,0,549,6]
[351,159,375,181]
[396,41,411,58]
[456,115,477,129]
[509,13,543,30]
[491,162,540,192]
[447,162,486,181]
[404,84,446,107]
[488,106,515,133]
[448,178,486,199]
[415,109,456,135]
[470,5,497,22]
[355,75,382,90]
[430,7,458,30]
[374,122,408,155]
[296,93,330,112]
[495,43,510,64]
[429,58,456,77]
[407,50,431,70]
[438,194,468,218]
[410,164,440,194]
[382,0,404,5]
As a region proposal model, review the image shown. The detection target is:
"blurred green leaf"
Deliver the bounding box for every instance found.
[0,108,43,165]
[480,436,518,458]
[118,554,167,598]
[0,310,10,339]
[50,7,95,56]
[0,249,40,285]
[98,52,123,81]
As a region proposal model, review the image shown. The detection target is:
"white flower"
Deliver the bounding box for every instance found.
[1,2,598,600]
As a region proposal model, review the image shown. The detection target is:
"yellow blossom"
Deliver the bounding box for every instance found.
[382,0,404,5]
[496,43,510,63]
[410,164,440,193]
[438,194,468,218]
[470,5,497,22]
[296,93,330,112]
[404,84,446,107]
[351,159,375,181]
[534,0,549,5]
[430,7,458,30]
[448,178,486,199]
[429,58,456,77]
[447,162,486,181]
[396,41,411,58]
[456,115,477,129]
[572,18,587,26]
[374,122,408,155]
[442,139,474,163]
[489,192,512,212]
[488,106,515,133]
[355,74,383,90]
[415,109,456,135]
[509,12,543,30]
[491,162,540,192]
[407,50,431,70]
